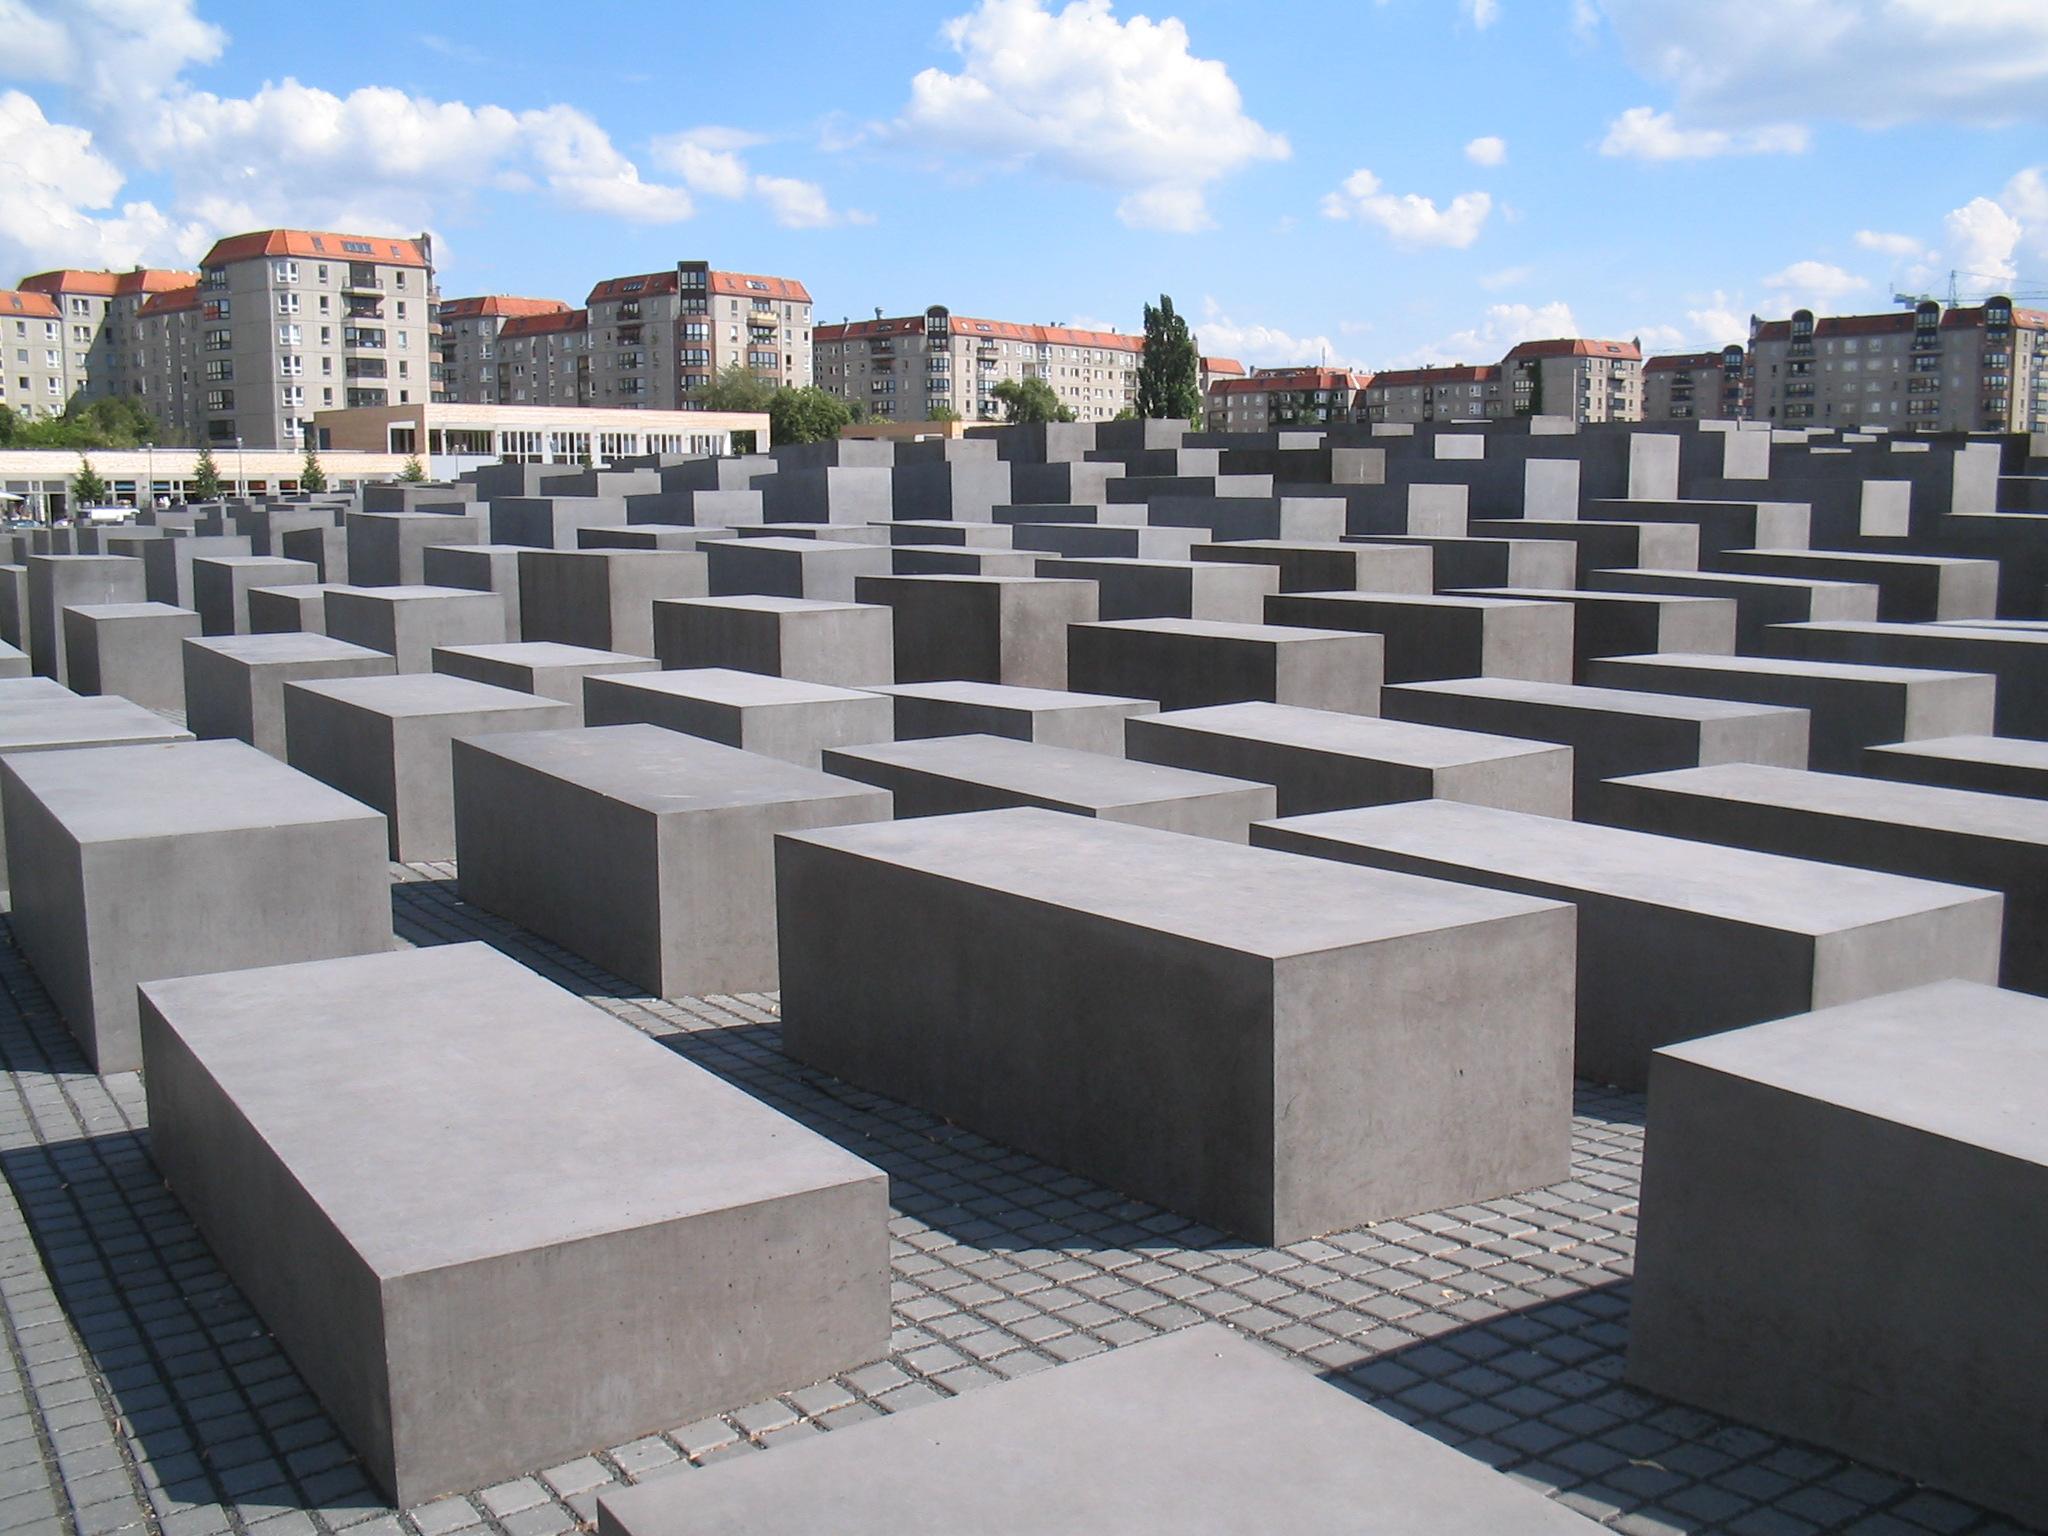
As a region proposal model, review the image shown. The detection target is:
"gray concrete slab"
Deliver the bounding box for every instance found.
[1007,521,1202,560]
[1585,567,1881,651]
[1255,799,2000,1089]
[1127,701,1572,817]
[60,602,200,711]
[823,734,1275,841]
[27,554,146,682]
[651,595,894,687]
[1454,587,1737,673]
[454,723,889,996]
[141,941,889,1507]
[1598,763,2048,994]
[1188,540,1434,595]
[1865,734,2048,799]
[431,641,657,724]
[1361,534,1579,592]
[1584,652,1995,773]
[4,738,389,1072]
[323,585,509,672]
[247,582,340,635]
[1466,518,1701,578]
[182,632,397,758]
[0,639,26,678]
[1763,618,2048,739]
[889,545,1043,578]
[283,672,576,860]
[139,535,251,608]
[1265,591,1575,684]
[278,521,350,583]
[1031,557,1281,624]
[777,808,1573,1244]
[853,575,1097,690]
[596,1324,1601,1536]
[583,668,891,769]
[420,543,523,638]
[705,537,891,602]
[191,556,317,637]
[1068,617,1381,716]
[517,549,705,657]
[346,512,481,587]
[866,679,1157,754]
[1629,983,2048,1529]
[1712,548,1998,622]
[1382,676,1809,812]
[0,563,24,649]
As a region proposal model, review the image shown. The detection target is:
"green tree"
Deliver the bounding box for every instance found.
[1111,405,1138,422]
[769,386,853,445]
[190,444,225,500]
[299,447,329,493]
[689,361,777,414]
[71,456,111,512]
[0,406,22,446]
[398,454,427,483]
[1135,294,1202,421]
[846,400,870,425]
[927,403,960,424]
[991,377,1075,425]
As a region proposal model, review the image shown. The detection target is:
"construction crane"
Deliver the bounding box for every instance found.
[1892,269,2048,308]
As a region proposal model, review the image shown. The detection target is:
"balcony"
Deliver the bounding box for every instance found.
[344,359,387,380]
[748,308,779,328]
[617,326,642,346]
[342,268,383,293]
[344,300,384,321]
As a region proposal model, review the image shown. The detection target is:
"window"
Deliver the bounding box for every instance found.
[205,360,232,382]
[274,261,299,284]
[278,324,302,346]
[277,293,300,315]
[280,385,303,409]
[279,354,302,376]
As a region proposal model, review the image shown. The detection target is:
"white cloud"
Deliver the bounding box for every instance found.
[1570,0,1602,41]
[1854,229,1933,261]
[1464,135,1507,167]
[2005,167,2048,259]
[897,0,1289,232]
[1321,169,1492,248]
[1195,297,1356,370]
[1599,106,1808,160]
[1761,259,1872,311]
[1387,300,1581,368]
[1479,265,1533,291]
[0,89,208,275]
[1684,293,1748,347]
[0,0,224,128]
[651,129,873,227]
[1943,195,2023,287]
[1634,323,1689,352]
[1598,0,2048,129]
[1462,0,1500,29]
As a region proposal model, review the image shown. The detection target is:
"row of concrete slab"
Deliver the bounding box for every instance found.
[0,415,2042,1529]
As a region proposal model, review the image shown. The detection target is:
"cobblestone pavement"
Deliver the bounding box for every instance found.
[0,865,2030,1536]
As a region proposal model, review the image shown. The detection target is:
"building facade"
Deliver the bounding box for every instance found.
[436,295,572,404]
[1207,367,1371,431]
[1,290,67,422]
[13,267,196,410]
[131,285,202,436]
[581,262,811,411]
[1642,347,1747,422]
[190,229,437,450]
[1363,364,1503,424]
[1748,298,2048,433]
[495,309,592,407]
[311,402,767,464]
[1500,338,1643,422]
[814,307,1142,423]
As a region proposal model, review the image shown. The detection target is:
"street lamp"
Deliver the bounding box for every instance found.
[143,437,155,515]
[234,436,245,501]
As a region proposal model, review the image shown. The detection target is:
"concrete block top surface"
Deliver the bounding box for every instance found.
[1622,567,1879,594]
[327,584,494,604]
[782,807,1563,958]
[595,1323,1598,1536]
[1603,651,1989,687]
[287,672,566,719]
[0,696,190,751]
[1654,981,2047,1164]
[1871,734,2048,769]
[1146,701,1562,767]
[1392,676,1808,724]
[1080,617,1368,644]
[1265,799,1993,935]
[434,642,649,670]
[59,601,196,622]
[6,737,383,839]
[663,595,871,616]
[185,633,391,666]
[1279,590,1552,612]
[458,723,887,813]
[828,734,1268,810]
[139,942,884,1278]
[1613,763,2048,842]
[867,680,1153,711]
[595,668,874,708]
[1778,619,2048,646]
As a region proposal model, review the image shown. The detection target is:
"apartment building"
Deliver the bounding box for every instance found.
[496,308,592,406]
[192,229,437,449]
[814,306,1143,423]
[1208,366,1371,431]
[1642,347,1747,422]
[14,267,196,408]
[1363,364,1503,424]
[1,290,67,421]
[582,262,812,410]
[1748,298,2048,433]
[436,295,572,404]
[131,285,202,436]
[1501,338,1643,423]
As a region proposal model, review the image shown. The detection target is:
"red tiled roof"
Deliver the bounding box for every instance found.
[1942,303,2048,332]
[1501,337,1641,362]
[708,271,812,304]
[1367,364,1501,389]
[1211,367,1371,396]
[587,271,680,303]
[202,229,430,268]
[1,289,62,320]
[136,286,200,317]
[19,268,196,298]
[500,308,589,339]
[1644,351,1731,372]
[1202,357,1247,377]
[437,295,571,320]
[815,314,1142,351]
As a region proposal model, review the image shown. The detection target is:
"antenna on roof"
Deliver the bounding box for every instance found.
[874,306,883,320]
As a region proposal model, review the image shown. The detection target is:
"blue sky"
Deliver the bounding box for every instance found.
[4,0,2044,368]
